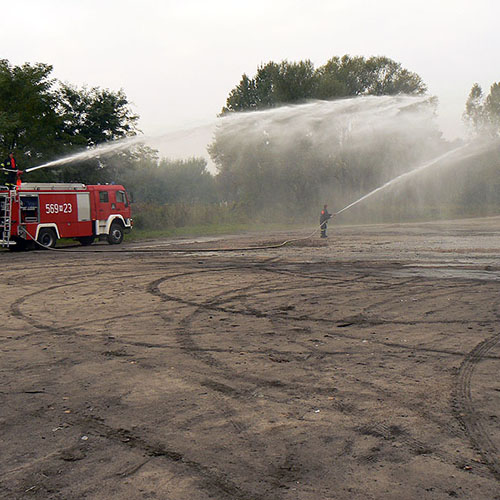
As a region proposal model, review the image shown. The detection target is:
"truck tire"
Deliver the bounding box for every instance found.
[107,222,124,245]
[78,235,95,246]
[37,228,57,249]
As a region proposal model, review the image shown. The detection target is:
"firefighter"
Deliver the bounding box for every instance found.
[320,204,333,238]
[1,152,17,189]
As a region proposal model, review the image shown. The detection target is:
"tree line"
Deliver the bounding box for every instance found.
[211,57,500,221]
[1,56,499,229]
[221,55,426,113]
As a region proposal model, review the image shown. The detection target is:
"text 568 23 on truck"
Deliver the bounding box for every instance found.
[0,183,132,250]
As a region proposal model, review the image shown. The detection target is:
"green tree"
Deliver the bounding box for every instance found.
[222,74,258,113]
[0,59,62,166]
[363,56,426,95]
[484,82,500,135]
[463,81,500,137]
[463,83,484,134]
[221,55,426,114]
[0,59,139,184]
[273,60,317,103]
[211,55,435,218]
[120,157,217,204]
[315,55,370,98]
[58,84,138,147]
[53,84,139,184]
[222,60,317,113]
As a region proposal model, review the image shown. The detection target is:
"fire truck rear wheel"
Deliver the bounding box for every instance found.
[107,222,124,245]
[37,228,57,249]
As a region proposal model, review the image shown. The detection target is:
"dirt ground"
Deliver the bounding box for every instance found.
[0,217,499,500]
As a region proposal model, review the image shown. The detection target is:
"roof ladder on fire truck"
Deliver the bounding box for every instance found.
[1,189,15,248]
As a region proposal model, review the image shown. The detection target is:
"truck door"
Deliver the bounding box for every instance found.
[114,189,129,214]
[97,190,111,219]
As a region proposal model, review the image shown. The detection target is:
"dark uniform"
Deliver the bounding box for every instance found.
[320,204,332,238]
[1,153,17,189]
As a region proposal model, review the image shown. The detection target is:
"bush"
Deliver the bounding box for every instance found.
[131,202,249,231]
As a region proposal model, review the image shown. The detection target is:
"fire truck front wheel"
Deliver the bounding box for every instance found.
[37,228,57,249]
[107,222,124,245]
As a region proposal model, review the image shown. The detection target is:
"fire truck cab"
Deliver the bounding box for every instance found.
[0,183,132,249]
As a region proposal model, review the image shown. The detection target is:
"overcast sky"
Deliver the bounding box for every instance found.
[2,0,499,161]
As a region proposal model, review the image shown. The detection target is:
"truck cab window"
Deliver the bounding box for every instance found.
[99,191,109,203]
[116,190,128,207]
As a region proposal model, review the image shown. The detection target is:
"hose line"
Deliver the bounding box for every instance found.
[19,223,324,254]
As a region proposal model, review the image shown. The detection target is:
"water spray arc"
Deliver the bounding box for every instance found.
[25,94,431,175]
[25,136,146,173]
[332,139,495,217]
[333,143,470,216]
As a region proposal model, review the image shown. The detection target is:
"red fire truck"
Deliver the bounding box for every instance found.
[0,183,132,249]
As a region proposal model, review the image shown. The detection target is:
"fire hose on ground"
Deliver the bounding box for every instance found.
[18,221,330,254]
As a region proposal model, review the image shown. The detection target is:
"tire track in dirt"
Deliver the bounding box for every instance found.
[10,266,499,384]
[354,394,493,478]
[150,265,295,486]
[150,272,413,412]
[9,280,88,336]
[157,265,326,494]
[150,272,350,401]
[79,415,279,500]
[454,331,500,480]
[9,258,499,487]
[356,420,493,478]
[8,273,147,339]
[0,411,278,500]
[7,266,319,374]
[149,271,500,361]
[149,268,357,490]
[4,266,283,499]
[147,265,499,417]
[150,263,500,480]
